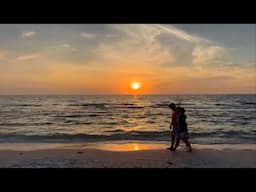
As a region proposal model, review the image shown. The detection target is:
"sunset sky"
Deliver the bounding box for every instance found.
[0,24,255,95]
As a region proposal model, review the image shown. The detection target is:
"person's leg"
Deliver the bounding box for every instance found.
[182,138,192,152]
[167,128,175,150]
[171,135,175,149]
[167,135,175,150]
[173,136,180,151]
[167,125,172,150]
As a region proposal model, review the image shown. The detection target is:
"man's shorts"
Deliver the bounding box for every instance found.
[178,132,189,139]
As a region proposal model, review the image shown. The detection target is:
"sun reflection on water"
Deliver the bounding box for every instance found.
[88,143,166,152]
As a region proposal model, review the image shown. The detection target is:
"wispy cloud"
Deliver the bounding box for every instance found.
[80,32,95,39]
[112,24,214,44]
[62,44,72,48]
[192,45,230,66]
[21,31,36,38]
[16,53,40,61]
[61,44,78,51]
[154,24,214,44]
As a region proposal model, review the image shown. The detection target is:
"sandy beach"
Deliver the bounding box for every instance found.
[0,142,255,168]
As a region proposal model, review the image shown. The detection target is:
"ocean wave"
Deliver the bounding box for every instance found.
[7,104,42,107]
[52,114,104,118]
[0,122,53,126]
[63,120,93,125]
[104,129,124,132]
[154,103,168,107]
[146,120,156,123]
[126,106,144,109]
[68,103,108,108]
[0,130,255,143]
[178,103,196,106]
[240,102,256,105]
[0,131,170,141]
[67,103,145,109]
[152,103,196,108]
[121,103,135,106]
[214,103,236,106]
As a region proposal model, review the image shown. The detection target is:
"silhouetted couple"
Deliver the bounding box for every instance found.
[167,103,192,152]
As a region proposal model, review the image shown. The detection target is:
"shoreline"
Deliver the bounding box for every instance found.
[0,142,255,168]
[0,141,255,151]
[0,140,256,152]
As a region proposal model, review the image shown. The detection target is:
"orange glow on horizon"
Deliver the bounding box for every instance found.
[1,60,254,95]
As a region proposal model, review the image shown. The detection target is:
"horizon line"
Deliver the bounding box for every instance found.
[0,93,255,96]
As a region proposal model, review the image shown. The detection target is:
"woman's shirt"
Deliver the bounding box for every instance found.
[177,114,188,132]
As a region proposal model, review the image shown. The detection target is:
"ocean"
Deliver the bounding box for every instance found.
[0,95,255,144]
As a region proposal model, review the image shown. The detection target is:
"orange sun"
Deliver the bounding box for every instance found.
[131,82,141,90]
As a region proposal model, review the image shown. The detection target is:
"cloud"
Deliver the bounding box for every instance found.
[91,24,178,66]
[16,25,232,70]
[61,44,78,51]
[112,24,214,44]
[80,32,95,39]
[62,44,72,48]
[192,45,230,66]
[16,53,40,61]
[89,24,220,68]
[184,75,234,82]
[129,25,235,69]
[223,62,255,68]
[21,31,36,38]
[154,24,214,44]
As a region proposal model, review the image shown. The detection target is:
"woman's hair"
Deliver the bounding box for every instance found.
[169,103,176,109]
[177,107,185,114]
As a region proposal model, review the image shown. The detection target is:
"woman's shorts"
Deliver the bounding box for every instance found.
[170,128,177,137]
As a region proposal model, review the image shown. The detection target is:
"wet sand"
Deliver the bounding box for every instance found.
[0,142,255,168]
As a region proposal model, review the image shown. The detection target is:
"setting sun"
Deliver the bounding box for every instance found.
[131,82,141,90]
